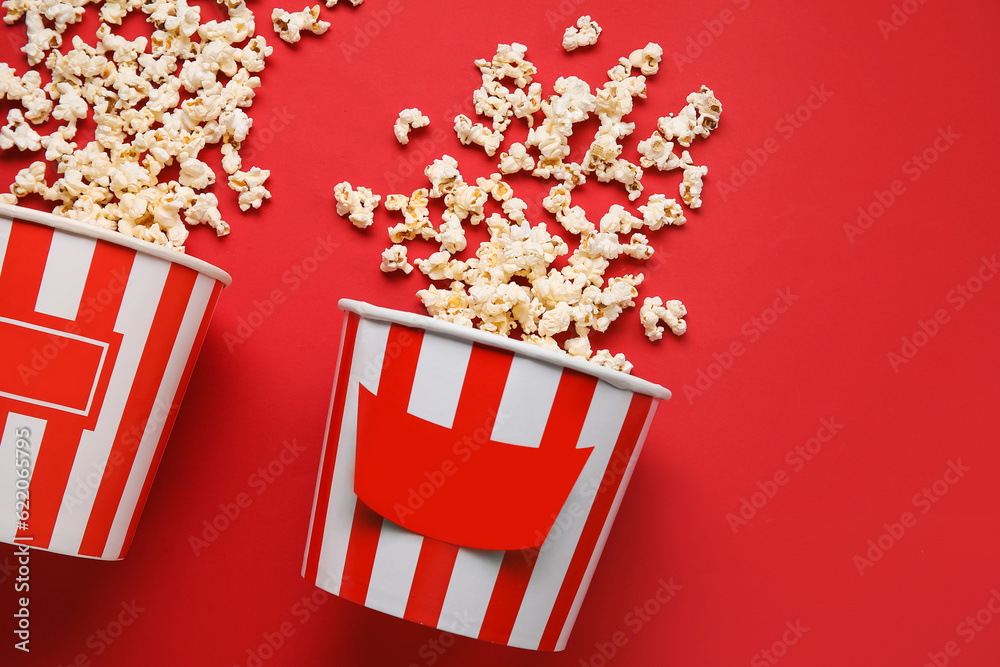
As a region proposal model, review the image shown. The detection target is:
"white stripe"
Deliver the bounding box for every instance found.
[0,217,11,269]
[509,382,634,649]
[0,413,46,543]
[490,355,562,448]
[555,401,659,650]
[48,253,169,556]
[34,232,96,321]
[407,334,472,427]
[313,318,391,594]
[437,547,504,637]
[101,273,215,559]
[365,521,424,617]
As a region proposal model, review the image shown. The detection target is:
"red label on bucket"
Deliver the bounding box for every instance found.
[354,326,596,551]
[0,317,108,415]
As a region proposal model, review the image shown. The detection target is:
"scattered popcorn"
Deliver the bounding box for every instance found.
[454,114,503,156]
[476,173,513,202]
[640,296,687,341]
[334,181,381,228]
[0,109,42,151]
[229,167,272,211]
[385,188,435,242]
[179,157,217,190]
[394,108,430,145]
[380,244,413,274]
[351,35,725,373]
[271,6,329,44]
[637,131,683,171]
[658,85,723,147]
[639,194,686,229]
[562,16,602,52]
[627,43,664,76]
[498,142,535,174]
[0,0,289,249]
[680,160,708,209]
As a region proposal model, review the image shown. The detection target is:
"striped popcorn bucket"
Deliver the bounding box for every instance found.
[0,204,230,560]
[302,299,670,651]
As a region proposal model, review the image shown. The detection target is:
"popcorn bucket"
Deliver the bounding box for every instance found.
[302,299,670,651]
[0,204,230,560]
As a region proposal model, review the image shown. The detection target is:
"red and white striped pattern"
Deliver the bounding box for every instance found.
[302,310,660,651]
[0,213,225,560]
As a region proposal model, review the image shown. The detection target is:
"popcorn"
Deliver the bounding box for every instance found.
[11,161,48,197]
[184,192,229,236]
[658,85,723,146]
[394,108,430,145]
[476,173,513,202]
[334,181,381,227]
[475,42,535,89]
[385,188,435,242]
[435,214,467,254]
[271,5,329,44]
[380,244,413,274]
[562,16,601,52]
[425,155,463,197]
[474,79,514,132]
[627,43,664,76]
[506,82,542,126]
[355,36,726,373]
[622,233,654,260]
[1,109,42,151]
[639,194,686,229]
[640,296,687,340]
[454,114,503,157]
[599,205,642,234]
[498,142,535,174]
[0,0,283,249]
[637,131,683,171]
[590,349,632,374]
[415,251,468,282]
[228,167,272,211]
[179,157,216,189]
[680,160,708,209]
[542,184,572,217]
[444,181,487,223]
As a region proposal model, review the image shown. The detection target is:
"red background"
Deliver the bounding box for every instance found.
[2,0,999,665]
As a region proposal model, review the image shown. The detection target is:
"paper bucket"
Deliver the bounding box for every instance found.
[302,299,669,650]
[0,204,231,560]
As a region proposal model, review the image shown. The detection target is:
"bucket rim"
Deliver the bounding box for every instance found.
[339,298,672,400]
[0,203,232,286]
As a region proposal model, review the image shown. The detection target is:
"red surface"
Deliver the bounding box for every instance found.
[1,0,999,665]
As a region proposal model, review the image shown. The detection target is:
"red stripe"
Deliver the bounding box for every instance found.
[366,323,424,414]
[78,263,199,557]
[537,393,654,650]
[403,537,460,627]
[16,243,136,550]
[14,420,84,547]
[0,219,52,320]
[478,548,541,644]
[303,312,359,583]
[338,501,384,604]
[468,369,600,643]
[540,370,598,453]
[116,279,224,559]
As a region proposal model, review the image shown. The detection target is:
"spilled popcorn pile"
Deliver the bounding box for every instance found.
[0,0,361,250]
[334,22,724,374]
